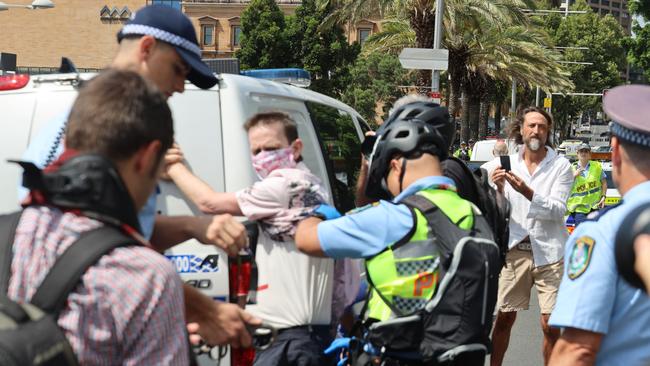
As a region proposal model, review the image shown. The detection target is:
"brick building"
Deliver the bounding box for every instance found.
[0,0,379,70]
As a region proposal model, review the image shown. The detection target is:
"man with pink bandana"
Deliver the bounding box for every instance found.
[166,111,352,366]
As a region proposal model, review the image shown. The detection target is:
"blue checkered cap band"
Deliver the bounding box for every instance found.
[120,24,201,58]
[610,121,650,148]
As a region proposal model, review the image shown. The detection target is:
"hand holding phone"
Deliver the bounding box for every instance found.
[500,155,511,172]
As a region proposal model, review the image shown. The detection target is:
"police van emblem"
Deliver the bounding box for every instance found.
[568,236,595,280]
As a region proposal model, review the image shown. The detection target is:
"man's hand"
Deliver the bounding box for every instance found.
[196,214,248,257]
[162,143,185,180]
[597,196,606,209]
[187,322,202,346]
[573,166,584,179]
[505,171,534,201]
[184,286,262,348]
[491,167,507,193]
[200,302,262,348]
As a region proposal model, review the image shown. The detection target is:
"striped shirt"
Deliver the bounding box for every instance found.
[7,206,189,365]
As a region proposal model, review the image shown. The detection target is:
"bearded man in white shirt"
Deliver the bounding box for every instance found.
[486,107,573,366]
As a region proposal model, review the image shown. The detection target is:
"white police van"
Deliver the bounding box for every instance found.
[0,70,367,365]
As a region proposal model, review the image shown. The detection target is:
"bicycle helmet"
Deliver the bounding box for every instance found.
[365,119,449,200]
[383,101,455,152]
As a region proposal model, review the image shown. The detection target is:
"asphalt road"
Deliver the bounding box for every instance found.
[487,290,544,366]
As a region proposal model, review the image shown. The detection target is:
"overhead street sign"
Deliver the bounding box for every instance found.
[399,48,449,71]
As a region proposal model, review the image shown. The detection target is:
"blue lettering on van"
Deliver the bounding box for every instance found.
[166,254,220,273]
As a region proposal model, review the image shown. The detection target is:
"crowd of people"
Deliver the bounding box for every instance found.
[2,4,650,366]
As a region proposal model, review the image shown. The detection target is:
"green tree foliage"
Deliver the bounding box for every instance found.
[625,0,650,80]
[236,0,291,69]
[339,52,416,125]
[285,0,360,96]
[543,0,626,138]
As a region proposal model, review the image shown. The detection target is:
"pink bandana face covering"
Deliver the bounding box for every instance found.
[251,147,297,179]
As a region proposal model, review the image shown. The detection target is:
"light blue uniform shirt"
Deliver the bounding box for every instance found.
[549,180,650,365]
[317,176,456,259]
[19,113,158,240]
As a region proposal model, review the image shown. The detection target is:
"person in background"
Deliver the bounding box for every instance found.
[486,106,573,366]
[493,140,509,157]
[453,141,471,161]
[566,143,607,226]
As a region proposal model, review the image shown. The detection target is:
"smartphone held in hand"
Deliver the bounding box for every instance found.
[500,155,511,172]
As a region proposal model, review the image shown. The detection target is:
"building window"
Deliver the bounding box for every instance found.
[358,28,371,45]
[602,8,610,14]
[202,25,214,46]
[150,0,181,9]
[612,10,620,17]
[590,0,599,3]
[232,26,242,47]
[612,1,620,7]
[601,0,609,5]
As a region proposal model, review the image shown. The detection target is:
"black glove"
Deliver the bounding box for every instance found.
[615,203,650,291]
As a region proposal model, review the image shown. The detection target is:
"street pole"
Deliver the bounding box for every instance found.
[536,86,541,107]
[565,0,569,17]
[511,79,517,117]
[431,0,444,103]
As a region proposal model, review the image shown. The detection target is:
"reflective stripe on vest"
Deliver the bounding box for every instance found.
[568,161,603,214]
[365,188,474,321]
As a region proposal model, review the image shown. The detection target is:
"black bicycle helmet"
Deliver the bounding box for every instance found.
[383,101,455,152]
[365,119,448,200]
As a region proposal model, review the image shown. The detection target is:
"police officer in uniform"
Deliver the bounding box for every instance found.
[567,143,607,226]
[453,141,471,161]
[294,103,494,364]
[549,84,650,365]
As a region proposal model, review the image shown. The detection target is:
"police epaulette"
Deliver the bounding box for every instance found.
[584,203,621,222]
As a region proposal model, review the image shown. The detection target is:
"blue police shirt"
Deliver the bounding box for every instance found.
[549,180,650,365]
[19,113,158,240]
[317,176,456,259]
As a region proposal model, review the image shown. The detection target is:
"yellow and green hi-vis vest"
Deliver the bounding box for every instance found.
[568,161,603,214]
[365,187,474,321]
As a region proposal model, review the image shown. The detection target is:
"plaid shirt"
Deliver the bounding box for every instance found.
[7,206,189,365]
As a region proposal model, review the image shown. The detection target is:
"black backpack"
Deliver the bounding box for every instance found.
[360,195,502,365]
[448,156,511,261]
[0,212,138,366]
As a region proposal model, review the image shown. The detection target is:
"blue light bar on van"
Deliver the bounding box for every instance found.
[240,68,311,88]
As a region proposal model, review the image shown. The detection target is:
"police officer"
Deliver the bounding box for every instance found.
[567,143,607,226]
[294,103,495,364]
[454,141,471,161]
[548,84,650,365]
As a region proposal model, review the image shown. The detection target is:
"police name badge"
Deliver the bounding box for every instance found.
[568,236,595,280]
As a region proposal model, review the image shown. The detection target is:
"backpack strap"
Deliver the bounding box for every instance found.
[30,225,139,315]
[402,194,472,229]
[0,212,23,294]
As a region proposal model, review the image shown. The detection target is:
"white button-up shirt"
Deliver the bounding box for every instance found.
[483,146,573,266]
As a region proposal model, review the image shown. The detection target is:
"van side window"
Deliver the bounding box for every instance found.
[306,102,361,213]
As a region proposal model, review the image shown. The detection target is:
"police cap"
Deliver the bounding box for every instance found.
[603,85,650,148]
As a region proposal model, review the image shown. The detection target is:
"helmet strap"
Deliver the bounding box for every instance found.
[398,158,407,194]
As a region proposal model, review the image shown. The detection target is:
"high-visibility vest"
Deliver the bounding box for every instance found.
[567,161,603,214]
[365,188,474,321]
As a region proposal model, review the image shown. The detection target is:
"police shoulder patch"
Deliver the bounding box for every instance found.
[567,236,596,280]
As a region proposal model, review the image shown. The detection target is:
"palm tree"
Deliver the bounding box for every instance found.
[360,1,572,140]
